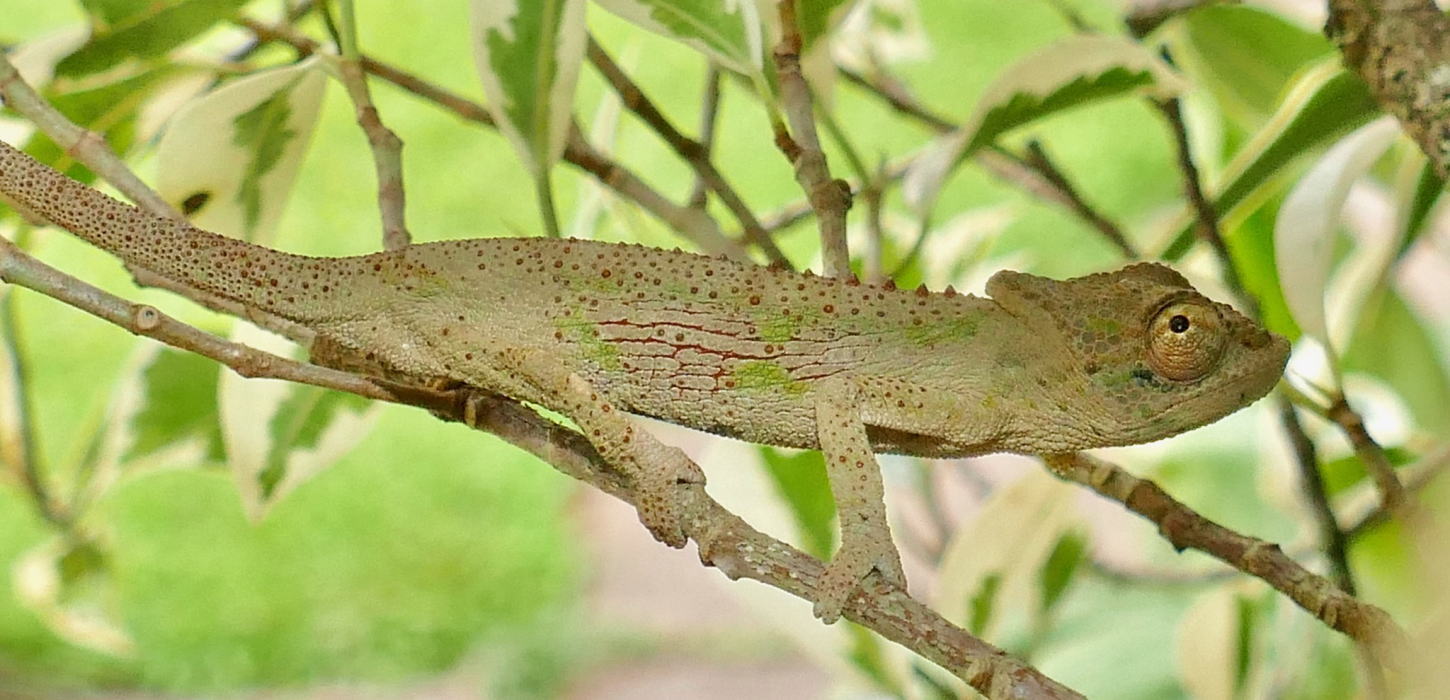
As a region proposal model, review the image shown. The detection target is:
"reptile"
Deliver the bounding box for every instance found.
[0,140,1289,621]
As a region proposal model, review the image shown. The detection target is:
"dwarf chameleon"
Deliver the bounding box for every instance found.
[0,140,1289,621]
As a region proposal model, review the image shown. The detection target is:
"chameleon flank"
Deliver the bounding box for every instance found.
[0,140,1289,622]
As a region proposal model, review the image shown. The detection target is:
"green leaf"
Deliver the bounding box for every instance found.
[967,572,1001,634]
[259,387,373,499]
[57,0,253,78]
[1225,197,1301,341]
[594,0,763,76]
[470,0,587,176]
[1399,159,1445,256]
[756,447,836,559]
[1344,292,1450,430]
[156,59,327,242]
[798,0,856,49]
[1319,446,1417,496]
[13,537,134,656]
[123,348,224,463]
[1037,532,1085,614]
[230,79,301,234]
[1180,5,1332,124]
[1215,64,1380,220]
[905,34,1184,215]
[79,0,164,28]
[1161,62,1379,259]
[219,325,378,520]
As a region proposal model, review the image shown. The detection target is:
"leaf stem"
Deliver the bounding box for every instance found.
[536,170,562,238]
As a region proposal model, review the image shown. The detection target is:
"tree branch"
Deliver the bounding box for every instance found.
[1327,0,1450,179]
[840,64,1137,258]
[238,18,755,263]
[1045,453,1407,662]
[772,1,852,277]
[322,0,412,250]
[1277,398,1357,594]
[585,37,788,265]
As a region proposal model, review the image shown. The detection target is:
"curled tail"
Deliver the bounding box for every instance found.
[0,139,356,323]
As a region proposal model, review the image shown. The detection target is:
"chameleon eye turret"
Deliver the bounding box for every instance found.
[1145,298,1229,381]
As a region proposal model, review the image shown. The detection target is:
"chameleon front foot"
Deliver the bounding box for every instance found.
[813,519,907,623]
[629,437,705,549]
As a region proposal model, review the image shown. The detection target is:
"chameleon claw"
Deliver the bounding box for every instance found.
[812,525,906,624]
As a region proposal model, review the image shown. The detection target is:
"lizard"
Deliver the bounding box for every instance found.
[0,139,1290,622]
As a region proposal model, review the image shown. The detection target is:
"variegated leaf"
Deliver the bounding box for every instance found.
[220,324,377,522]
[594,0,763,77]
[905,35,1185,215]
[470,0,587,177]
[1274,117,1400,357]
[156,58,326,243]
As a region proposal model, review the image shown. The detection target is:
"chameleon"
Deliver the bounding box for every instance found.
[0,140,1289,621]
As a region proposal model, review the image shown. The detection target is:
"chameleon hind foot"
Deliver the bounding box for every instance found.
[813,518,907,623]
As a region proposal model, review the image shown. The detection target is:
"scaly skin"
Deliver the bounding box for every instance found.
[0,141,1290,621]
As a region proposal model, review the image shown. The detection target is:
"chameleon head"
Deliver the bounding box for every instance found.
[986,263,1290,449]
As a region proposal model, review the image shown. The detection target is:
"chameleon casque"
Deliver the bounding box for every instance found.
[0,140,1289,621]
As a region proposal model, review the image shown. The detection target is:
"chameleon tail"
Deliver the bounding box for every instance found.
[0,139,349,323]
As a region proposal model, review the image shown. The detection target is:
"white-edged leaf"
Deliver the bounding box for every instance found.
[1158,61,1380,260]
[220,323,377,521]
[593,0,762,77]
[832,0,930,72]
[6,24,90,88]
[1273,116,1399,354]
[933,470,1081,633]
[471,0,587,176]
[905,35,1185,215]
[567,48,628,239]
[13,536,135,657]
[156,58,326,243]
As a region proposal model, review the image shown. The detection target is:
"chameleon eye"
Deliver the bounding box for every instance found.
[1146,301,1227,381]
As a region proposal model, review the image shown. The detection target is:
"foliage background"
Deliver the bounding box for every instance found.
[0,0,1445,697]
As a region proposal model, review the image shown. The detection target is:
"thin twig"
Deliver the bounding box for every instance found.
[323,0,412,250]
[0,232,1080,700]
[1022,140,1138,258]
[1045,453,1406,663]
[585,37,787,264]
[1156,96,1245,296]
[1326,396,1409,513]
[840,64,1136,258]
[239,18,753,262]
[687,66,722,210]
[1347,443,1450,538]
[1277,398,1356,594]
[0,54,181,221]
[0,253,65,527]
[1123,0,1237,36]
[772,1,852,277]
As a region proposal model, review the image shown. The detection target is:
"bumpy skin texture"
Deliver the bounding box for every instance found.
[0,141,1290,621]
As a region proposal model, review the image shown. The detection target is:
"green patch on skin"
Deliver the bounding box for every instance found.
[1095,367,1137,389]
[980,394,998,410]
[378,262,449,297]
[552,312,622,371]
[732,360,807,395]
[1086,317,1121,336]
[903,311,985,346]
[758,314,800,343]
